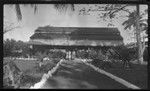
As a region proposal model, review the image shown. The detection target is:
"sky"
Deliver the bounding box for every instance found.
[3,4,148,44]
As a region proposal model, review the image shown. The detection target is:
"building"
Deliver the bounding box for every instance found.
[28,26,124,59]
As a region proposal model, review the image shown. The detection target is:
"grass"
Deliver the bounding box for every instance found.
[90,60,148,89]
[3,58,61,89]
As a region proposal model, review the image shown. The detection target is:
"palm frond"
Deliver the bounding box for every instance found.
[139,22,147,27]
[122,17,135,26]
[122,20,129,26]
[30,4,38,14]
[122,18,135,30]
[141,27,147,32]
[139,19,147,23]
[124,22,133,30]
[122,10,140,30]
[15,4,22,21]
[54,4,74,13]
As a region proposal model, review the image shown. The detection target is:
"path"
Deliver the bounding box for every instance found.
[40,59,128,89]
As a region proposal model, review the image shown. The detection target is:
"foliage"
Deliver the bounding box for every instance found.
[47,50,66,59]
[55,51,66,59]
[3,39,15,57]
[97,49,106,61]
[76,50,88,59]
[112,45,137,62]
[122,10,148,33]
[88,49,97,59]
[90,49,112,68]
[35,52,47,62]
[3,39,31,57]
[13,4,72,21]
[128,47,138,60]
[76,48,108,60]
[79,4,147,63]
[20,73,41,88]
[90,46,138,69]
[3,19,20,34]
[34,50,66,60]
[3,59,23,88]
[14,4,38,21]
[54,4,75,12]
[79,4,147,33]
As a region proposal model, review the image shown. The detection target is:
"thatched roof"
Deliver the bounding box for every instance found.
[29,26,123,46]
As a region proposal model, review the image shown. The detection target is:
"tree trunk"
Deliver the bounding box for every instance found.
[136,5,143,64]
[141,33,146,58]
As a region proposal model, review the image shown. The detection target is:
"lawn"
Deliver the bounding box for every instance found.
[3,58,61,89]
[90,60,148,89]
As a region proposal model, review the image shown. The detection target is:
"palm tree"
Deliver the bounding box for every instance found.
[3,4,38,34]
[3,20,21,34]
[93,4,147,64]
[122,5,147,63]
[4,4,74,35]
[14,4,38,21]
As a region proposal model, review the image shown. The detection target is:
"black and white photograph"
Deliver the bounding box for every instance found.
[3,3,148,89]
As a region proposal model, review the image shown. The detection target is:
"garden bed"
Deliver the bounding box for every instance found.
[3,58,62,89]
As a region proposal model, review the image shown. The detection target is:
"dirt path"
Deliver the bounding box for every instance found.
[40,59,128,89]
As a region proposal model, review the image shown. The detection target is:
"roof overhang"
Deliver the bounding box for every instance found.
[27,39,124,47]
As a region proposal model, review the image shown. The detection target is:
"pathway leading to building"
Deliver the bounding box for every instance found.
[40,59,129,89]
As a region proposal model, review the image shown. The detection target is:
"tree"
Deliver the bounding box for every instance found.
[79,4,147,63]
[122,5,147,63]
[4,18,21,34]
[106,5,147,63]
[108,5,147,63]
[13,4,38,21]
[3,39,30,57]
[135,5,142,63]
[3,39,16,57]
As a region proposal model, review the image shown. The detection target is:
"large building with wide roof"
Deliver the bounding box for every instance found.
[28,26,124,55]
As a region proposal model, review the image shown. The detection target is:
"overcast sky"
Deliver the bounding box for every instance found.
[3,4,148,44]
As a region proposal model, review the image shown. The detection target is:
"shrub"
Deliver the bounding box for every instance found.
[106,48,119,61]
[97,50,106,61]
[35,52,47,62]
[88,49,97,59]
[112,46,133,61]
[76,50,88,59]
[20,74,41,87]
[128,47,138,61]
[48,50,66,59]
